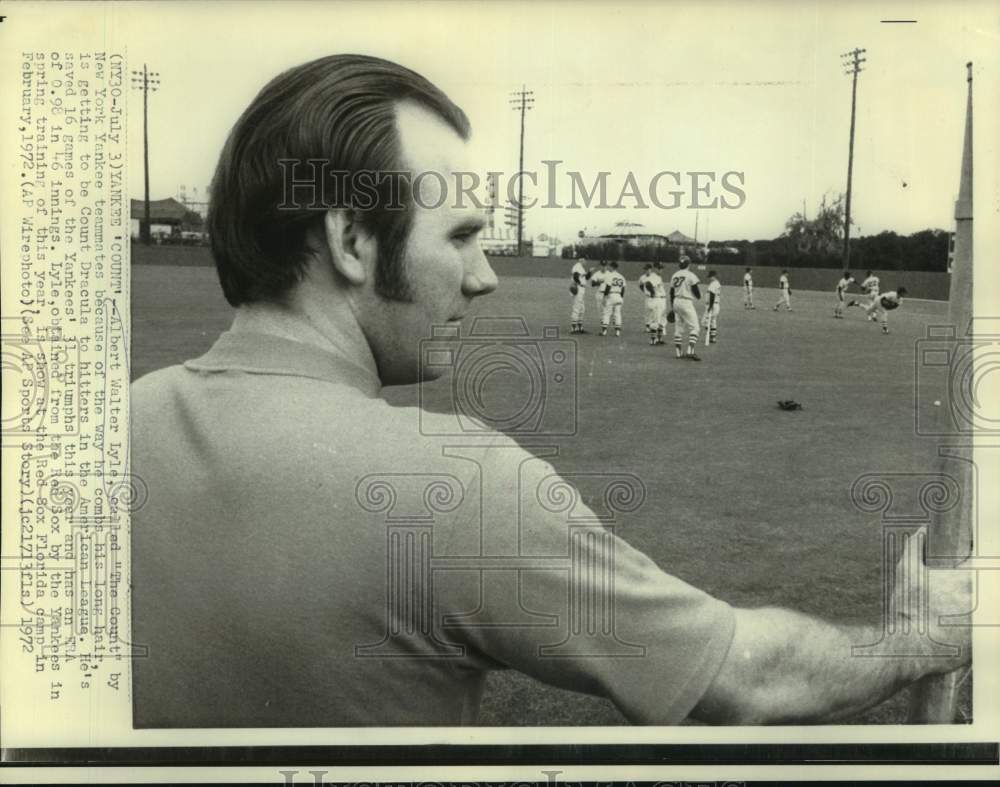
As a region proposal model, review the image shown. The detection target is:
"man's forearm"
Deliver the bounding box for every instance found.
[693,607,962,725]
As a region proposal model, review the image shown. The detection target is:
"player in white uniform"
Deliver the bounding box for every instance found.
[569,258,592,333]
[773,269,792,311]
[833,271,856,319]
[590,261,609,330]
[848,271,881,320]
[637,263,656,342]
[865,287,907,333]
[648,262,668,344]
[703,270,722,344]
[743,267,755,309]
[668,258,702,360]
[601,261,626,336]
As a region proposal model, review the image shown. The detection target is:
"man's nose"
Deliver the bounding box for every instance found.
[462,248,498,297]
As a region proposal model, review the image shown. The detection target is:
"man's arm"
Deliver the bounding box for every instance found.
[691,535,970,724]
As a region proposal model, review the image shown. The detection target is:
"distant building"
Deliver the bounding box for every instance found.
[665,230,698,247]
[531,233,562,257]
[130,198,206,242]
[576,222,700,253]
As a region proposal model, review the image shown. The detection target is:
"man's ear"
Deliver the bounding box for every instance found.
[323,210,377,287]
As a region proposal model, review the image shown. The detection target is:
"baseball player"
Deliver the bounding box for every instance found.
[773,269,792,311]
[703,270,721,344]
[569,257,592,333]
[649,261,668,344]
[833,271,856,319]
[668,258,701,360]
[590,260,609,330]
[848,270,881,319]
[743,267,755,309]
[638,263,656,342]
[865,286,907,333]
[601,261,626,336]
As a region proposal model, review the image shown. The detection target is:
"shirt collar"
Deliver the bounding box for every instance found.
[185,331,382,398]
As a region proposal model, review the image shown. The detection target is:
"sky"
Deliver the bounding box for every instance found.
[19,0,1000,243]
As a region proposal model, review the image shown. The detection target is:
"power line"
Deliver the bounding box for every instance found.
[131,64,160,245]
[509,85,534,256]
[841,48,866,267]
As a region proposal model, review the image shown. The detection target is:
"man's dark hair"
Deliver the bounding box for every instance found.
[207,54,470,306]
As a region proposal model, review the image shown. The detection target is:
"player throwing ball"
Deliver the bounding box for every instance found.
[669,257,702,360]
[703,270,721,344]
[569,257,592,333]
[773,269,792,311]
[833,270,856,319]
[601,261,626,336]
[848,270,881,320]
[865,286,907,333]
[743,267,755,309]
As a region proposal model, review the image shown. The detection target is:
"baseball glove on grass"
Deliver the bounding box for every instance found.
[777,399,803,411]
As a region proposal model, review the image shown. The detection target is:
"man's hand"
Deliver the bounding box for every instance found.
[691,526,972,725]
[890,526,972,676]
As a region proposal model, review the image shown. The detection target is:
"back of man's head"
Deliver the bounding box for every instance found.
[207,54,470,307]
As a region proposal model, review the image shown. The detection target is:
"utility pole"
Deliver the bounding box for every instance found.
[841,48,866,268]
[509,85,534,256]
[131,64,160,245]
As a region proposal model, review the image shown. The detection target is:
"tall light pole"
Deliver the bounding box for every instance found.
[509,85,534,256]
[131,64,160,245]
[841,48,866,267]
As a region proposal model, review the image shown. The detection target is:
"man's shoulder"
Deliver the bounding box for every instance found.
[131,364,191,407]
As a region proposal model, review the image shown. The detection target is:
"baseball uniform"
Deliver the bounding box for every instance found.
[834,275,855,318]
[570,261,589,331]
[602,268,626,335]
[703,278,721,344]
[773,273,791,311]
[670,267,701,358]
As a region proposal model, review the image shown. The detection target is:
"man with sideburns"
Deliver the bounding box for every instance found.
[131,54,969,727]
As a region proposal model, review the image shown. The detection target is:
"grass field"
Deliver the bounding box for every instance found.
[131,263,970,725]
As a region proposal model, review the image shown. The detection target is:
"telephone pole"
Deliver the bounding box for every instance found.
[841,48,866,267]
[131,64,160,245]
[509,85,534,256]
